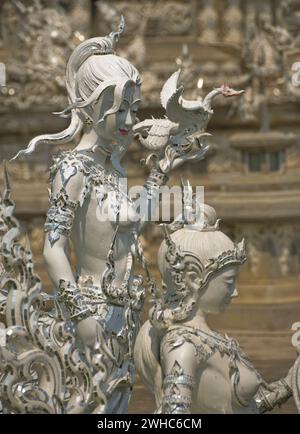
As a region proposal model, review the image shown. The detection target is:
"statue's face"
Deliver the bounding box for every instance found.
[92,83,141,151]
[197,265,238,314]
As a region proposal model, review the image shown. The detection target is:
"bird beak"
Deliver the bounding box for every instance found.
[222,85,245,97]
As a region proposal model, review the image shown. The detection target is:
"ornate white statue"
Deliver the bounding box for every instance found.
[134,204,300,414]
[0,17,246,414]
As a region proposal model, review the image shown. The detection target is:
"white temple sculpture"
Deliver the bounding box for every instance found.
[0,17,256,414]
[134,203,300,414]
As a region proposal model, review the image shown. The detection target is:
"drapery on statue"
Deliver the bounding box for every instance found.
[134,203,300,414]
[0,16,246,414]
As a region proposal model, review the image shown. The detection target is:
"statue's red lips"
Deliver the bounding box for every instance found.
[119,129,129,136]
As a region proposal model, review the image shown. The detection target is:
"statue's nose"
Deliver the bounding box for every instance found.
[231,288,238,298]
[125,111,133,128]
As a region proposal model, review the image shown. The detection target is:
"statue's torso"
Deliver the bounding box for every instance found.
[194,351,261,413]
[49,149,140,287]
[162,326,261,414]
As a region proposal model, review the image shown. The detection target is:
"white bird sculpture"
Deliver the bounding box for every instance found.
[134,69,244,152]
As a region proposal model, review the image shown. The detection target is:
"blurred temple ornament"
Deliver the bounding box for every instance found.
[280,0,300,47]
[198,0,218,43]
[96,1,151,70]
[96,1,193,37]
[223,0,243,45]
[230,10,300,127]
[0,0,90,111]
[0,63,6,87]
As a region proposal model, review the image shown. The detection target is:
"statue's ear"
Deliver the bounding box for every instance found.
[185,268,201,291]
[182,256,203,292]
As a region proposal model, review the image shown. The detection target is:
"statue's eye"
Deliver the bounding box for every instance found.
[118,109,125,113]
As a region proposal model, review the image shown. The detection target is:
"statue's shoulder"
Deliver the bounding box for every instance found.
[161,326,215,365]
[49,150,94,184]
[48,150,94,205]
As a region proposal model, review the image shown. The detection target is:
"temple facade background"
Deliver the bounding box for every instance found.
[0,0,300,413]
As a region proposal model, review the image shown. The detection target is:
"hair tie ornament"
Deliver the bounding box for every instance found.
[66,15,125,104]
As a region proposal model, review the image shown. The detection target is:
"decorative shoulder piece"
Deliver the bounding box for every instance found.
[162,327,215,364]
[46,150,126,247]
[44,187,79,246]
[49,150,92,184]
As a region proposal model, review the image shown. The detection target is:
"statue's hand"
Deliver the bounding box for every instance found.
[76,316,98,348]
[255,378,293,413]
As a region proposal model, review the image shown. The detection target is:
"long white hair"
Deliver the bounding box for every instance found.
[12,18,141,161]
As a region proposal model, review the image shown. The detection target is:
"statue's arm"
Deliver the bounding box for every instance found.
[43,167,90,320]
[43,234,75,287]
[136,142,208,234]
[43,168,84,286]
[160,341,197,414]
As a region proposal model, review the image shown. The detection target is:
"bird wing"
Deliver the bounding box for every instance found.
[179,97,206,113]
[161,70,208,124]
[160,69,182,109]
[133,119,156,134]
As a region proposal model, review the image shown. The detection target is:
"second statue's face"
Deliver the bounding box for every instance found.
[197,265,239,314]
[92,82,141,150]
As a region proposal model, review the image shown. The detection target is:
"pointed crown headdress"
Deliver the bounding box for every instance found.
[150,222,246,326]
[163,223,246,292]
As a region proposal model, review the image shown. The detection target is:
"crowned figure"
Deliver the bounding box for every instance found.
[134,204,300,414]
